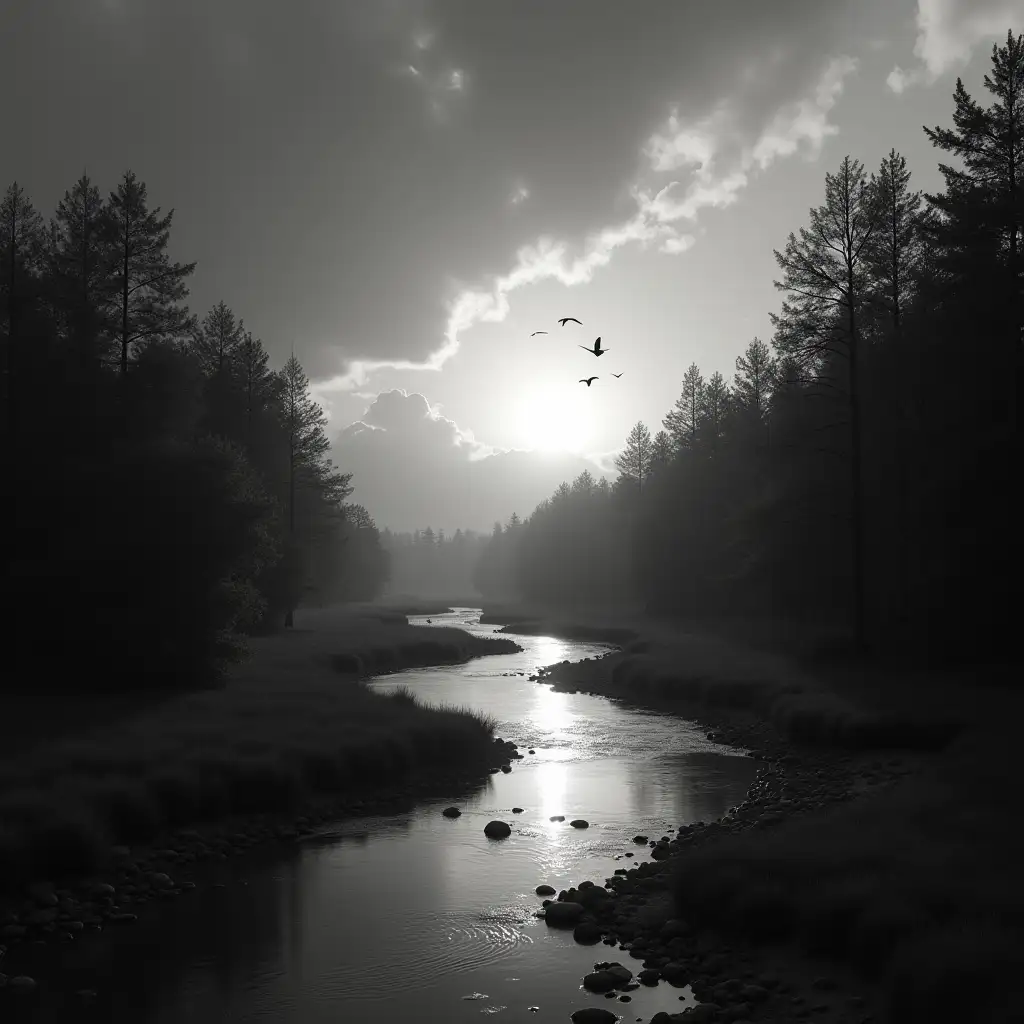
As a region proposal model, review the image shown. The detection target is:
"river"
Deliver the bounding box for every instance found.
[8,609,760,1023]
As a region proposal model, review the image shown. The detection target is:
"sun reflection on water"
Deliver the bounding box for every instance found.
[527,635,575,670]
[532,761,569,824]
[528,682,574,741]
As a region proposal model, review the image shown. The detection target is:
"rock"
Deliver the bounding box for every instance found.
[570,819,590,828]
[638,968,661,985]
[542,901,585,927]
[632,835,648,844]
[583,969,619,992]
[483,820,511,839]
[574,921,604,944]
[442,806,462,818]
[500,765,512,773]
[511,807,524,813]
[7,974,37,994]
[535,884,556,896]
[570,1008,618,1024]
[528,749,536,754]
[550,815,565,822]
[148,872,174,889]
[605,964,633,984]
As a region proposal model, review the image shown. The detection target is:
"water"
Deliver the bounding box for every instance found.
[9,609,759,1023]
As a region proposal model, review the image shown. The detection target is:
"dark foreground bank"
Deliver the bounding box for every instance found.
[534,642,1023,1024]
[0,611,521,925]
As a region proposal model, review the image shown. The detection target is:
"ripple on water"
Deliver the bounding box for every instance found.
[331,910,533,1000]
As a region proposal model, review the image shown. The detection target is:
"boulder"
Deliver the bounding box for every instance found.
[583,970,619,993]
[442,807,461,818]
[570,819,590,828]
[535,884,556,896]
[570,1008,619,1024]
[483,820,511,839]
[543,901,585,927]
[573,921,604,944]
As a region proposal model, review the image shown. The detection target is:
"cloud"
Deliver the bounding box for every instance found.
[314,51,858,397]
[333,389,607,531]
[886,0,1020,92]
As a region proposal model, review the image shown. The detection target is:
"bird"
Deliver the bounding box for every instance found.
[558,317,582,327]
[531,331,548,336]
[579,337,608,357]
[612,372,623,378]
[579,376,599,386]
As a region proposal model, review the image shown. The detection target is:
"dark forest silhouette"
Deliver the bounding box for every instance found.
[1,172,388,692]
[475,34,1022,664]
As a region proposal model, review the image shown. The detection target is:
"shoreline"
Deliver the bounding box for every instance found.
[0,613,525,997]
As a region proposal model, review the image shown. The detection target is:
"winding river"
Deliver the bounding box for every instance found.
[11,609,759,1023]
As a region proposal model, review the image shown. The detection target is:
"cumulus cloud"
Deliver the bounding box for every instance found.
[316,52,859,396]
[334,389,607,531]
[886,0,1020,93]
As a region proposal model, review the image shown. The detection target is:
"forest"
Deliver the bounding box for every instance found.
[475,35,1021,664]
[1,171,389,693]
[381,527,490,599]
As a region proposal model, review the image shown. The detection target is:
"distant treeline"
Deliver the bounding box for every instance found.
[1,171,388,692]
[475,33,1022,661]
[380,527,488,598]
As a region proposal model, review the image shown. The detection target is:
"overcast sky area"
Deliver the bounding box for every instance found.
[2,0,1020,531]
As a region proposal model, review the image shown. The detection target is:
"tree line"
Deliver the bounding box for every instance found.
[474,31,1022,661]
[1,170,388,692]
[381,527,490,598]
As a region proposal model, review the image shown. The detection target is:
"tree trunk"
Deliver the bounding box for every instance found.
[847,280,866,652]
[120,230,129,375]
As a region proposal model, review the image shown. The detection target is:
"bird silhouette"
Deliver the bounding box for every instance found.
[559,317,582,327]
[579,337,608,357]
[612,372,623,378]
[579,376,599,386]
[531,331,548,336]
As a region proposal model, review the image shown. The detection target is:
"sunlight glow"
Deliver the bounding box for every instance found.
[528,683,574,738]
[510,381,594,453]
[533,761,569,824]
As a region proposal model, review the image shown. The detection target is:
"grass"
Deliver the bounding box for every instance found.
[670,726,1023,1023]
[0,607,516,893]
[502,600,1022,1024]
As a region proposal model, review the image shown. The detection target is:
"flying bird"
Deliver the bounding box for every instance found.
[612,373,623,378]
[558,317,582,327]
[579,337,608,357]
[579,376,599,386]
[531,331,548,336]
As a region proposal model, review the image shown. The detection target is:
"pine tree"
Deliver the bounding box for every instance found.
[194,300,244,376]
[865,150,933,335]
[279,354,351,626]
[771,155,880,650]
[700,371,730,453]
[614,421,653,494]
[923,29,1024,390]
[233,330,278,454]
[733,337,776,447]
[663,362,705,452]
[108,170,197,374]
[48,173,118,367]
[1,183,46,431]
[649,429,673,474]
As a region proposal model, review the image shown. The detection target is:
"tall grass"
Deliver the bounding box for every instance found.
[0,613,512,893]
[671,729,1023,1023]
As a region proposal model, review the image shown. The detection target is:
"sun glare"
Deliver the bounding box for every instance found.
[513,381,591,453]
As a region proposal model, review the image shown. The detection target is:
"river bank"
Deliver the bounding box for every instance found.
[0,608,524,994]
[520,626,1022,1023]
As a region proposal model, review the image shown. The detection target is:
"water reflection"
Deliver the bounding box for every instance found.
[3,611,759,1024]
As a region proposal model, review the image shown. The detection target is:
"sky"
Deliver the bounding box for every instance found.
[2,0,1021,532]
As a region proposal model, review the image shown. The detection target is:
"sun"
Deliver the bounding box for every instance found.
[513,380,591,453]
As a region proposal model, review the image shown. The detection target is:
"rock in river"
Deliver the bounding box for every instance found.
[535,884,556,896]
[542,901,585,927]
[442,806,461,818]
[570,1008,618,1024]
[569,819,590,828]
[573,921,604,944]
[483,820,511,839]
